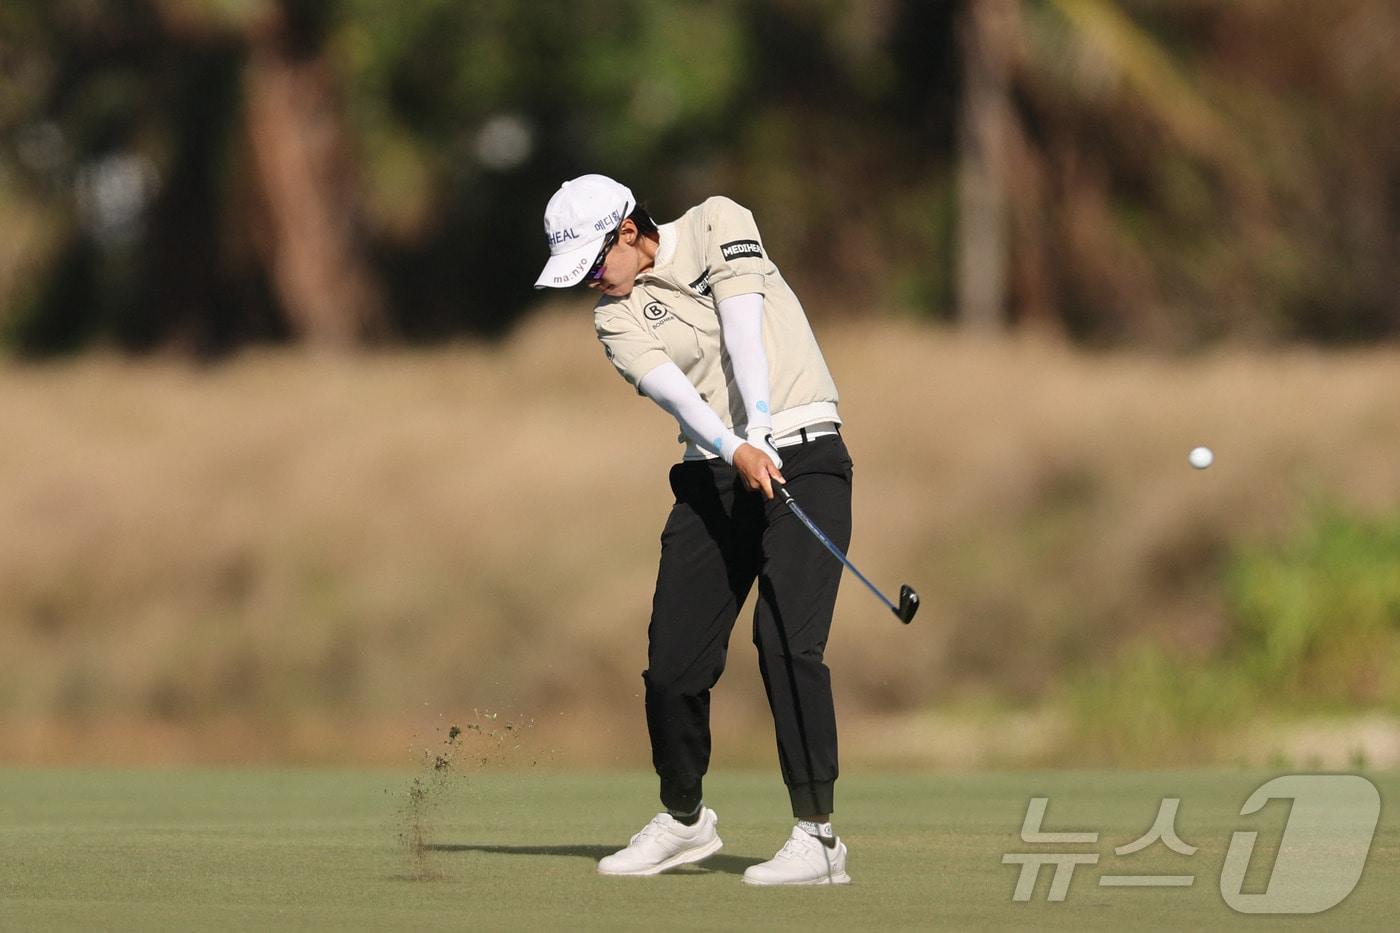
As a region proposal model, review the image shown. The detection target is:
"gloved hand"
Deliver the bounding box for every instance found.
[733,432,785,499]
[747,430,784,470]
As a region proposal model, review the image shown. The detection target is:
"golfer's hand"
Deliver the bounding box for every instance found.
[733,441,785,499]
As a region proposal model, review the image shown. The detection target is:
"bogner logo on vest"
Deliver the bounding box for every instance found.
[643,302,672,323]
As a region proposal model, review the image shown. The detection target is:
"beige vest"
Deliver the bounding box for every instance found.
[594,196,840,458]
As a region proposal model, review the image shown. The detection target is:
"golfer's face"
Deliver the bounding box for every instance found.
[586,222,642,297]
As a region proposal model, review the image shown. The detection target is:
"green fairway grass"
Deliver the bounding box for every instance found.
[2,768,1397,930]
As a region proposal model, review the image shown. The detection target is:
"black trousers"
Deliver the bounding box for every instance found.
[645,433,853,818]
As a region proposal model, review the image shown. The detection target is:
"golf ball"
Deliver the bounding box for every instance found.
[1189,446,1214,469]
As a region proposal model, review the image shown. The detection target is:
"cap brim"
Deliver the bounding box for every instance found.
[534,239,600,289]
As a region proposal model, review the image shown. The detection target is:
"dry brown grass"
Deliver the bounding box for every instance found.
[3,307,1399,766]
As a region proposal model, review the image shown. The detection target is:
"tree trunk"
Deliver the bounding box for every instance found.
[243,5,384,349]
[1006,110,1060,335]
[956,0,1016,333]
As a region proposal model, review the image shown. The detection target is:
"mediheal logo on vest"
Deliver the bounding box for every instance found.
[720,239,763,261]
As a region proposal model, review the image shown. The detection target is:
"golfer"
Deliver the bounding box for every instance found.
[535,174,853,885]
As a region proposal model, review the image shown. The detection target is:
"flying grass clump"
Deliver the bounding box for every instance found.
[395,710,539,880]
[397,722,464,880]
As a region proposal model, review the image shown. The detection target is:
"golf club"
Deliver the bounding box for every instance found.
[772,482,919,624]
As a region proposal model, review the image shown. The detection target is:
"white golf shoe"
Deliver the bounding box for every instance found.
[597,807,723,876]
[743,824,851,886]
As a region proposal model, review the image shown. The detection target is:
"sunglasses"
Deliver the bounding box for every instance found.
[583,209,630,283]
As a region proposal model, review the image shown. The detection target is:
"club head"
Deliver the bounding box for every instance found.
[895,584,919,624]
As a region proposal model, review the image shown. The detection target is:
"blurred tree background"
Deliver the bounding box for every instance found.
[4,0,1400,356]
[4,1,1400,770]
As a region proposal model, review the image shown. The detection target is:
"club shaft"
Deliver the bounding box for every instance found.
[776,487,898,614]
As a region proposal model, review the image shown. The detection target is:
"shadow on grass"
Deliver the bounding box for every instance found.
[425,843,760,875]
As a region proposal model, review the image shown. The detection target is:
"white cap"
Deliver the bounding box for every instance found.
[533,174,635,288]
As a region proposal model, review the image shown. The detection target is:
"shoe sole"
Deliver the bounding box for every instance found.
[742,870,851,886]
[597,835,724,877]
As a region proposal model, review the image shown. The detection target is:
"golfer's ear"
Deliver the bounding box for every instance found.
[618,218,638,245]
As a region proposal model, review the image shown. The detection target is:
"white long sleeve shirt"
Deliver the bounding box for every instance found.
[594,196,840,461]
